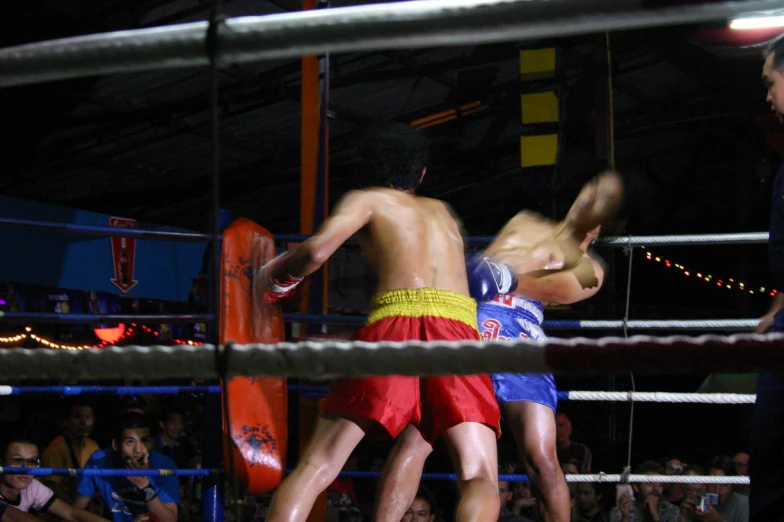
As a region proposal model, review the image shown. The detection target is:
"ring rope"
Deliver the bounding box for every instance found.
[1,0,781,88]
[0,467,218,477]
[0,385,756,404]
[276,232,770,246]
[0,218,213,242]
[0,221,766,247]
[281,314,762,330]
[0,312,213,324]
[0,334,781,380]
[0,385,222,396]
[330,471,750,485]
[564,391,756,404]
[0,467,748,484]
[597,232,768,246]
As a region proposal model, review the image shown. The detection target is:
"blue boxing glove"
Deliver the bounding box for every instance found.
[466,256,518,301]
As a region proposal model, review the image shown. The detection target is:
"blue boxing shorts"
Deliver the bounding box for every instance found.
[477,294,558,411]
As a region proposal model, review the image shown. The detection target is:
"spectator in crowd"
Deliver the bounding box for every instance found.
[730,453,749,497]
[0,437,114,522]
[662,458,686,505]
[42,402,100,504]
[702,457,748,522]
[562,460,580,476]
[74,413,179,522]
[401,486,437,522]
[153,405,200,522]
[556,413,592,473]
[576,483,610,522]
[677,466,706,522]
[153,407,197,470]
[509,480,538,521]
[498,481,534,522]
[561,459,581,499]
[611,461,679,522]
[730,454,748,478]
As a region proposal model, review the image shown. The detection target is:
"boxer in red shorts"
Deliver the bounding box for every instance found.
[259,122,580,522]
[323,287,497,445]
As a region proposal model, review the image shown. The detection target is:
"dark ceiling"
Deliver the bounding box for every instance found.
[1,0,781,237]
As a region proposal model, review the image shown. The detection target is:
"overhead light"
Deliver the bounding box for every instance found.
[729,15,784,30]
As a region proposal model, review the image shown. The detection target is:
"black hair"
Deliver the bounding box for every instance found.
[360,122,429,191]
[633,460,665,475]
[159,406,184,424]
[764,34,784,70]
[1,437,38,462]
[115,412,151,443]
[118,394,146,412]
[685,464,705,476]
[707,455,736,476]
[63,401,94,420]
[413,484,438,515]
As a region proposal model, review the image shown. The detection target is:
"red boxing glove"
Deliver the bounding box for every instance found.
[262,252,304,304]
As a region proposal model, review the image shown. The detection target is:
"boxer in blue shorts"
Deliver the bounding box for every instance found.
[479,293,557,412]
[473,228,606,522]
[373,172,622,522]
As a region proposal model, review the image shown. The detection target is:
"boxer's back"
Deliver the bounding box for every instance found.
[356,187,468,295]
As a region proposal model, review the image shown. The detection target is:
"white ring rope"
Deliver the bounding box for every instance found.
[598,232,768,247]
[0,0,782,87]
[564,474,749,485]
[0,333,782,381]
[576,320,760,330]
[566,391,755,404]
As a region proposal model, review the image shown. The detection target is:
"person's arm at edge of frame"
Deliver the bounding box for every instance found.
[755,292,784,333]
[0,504,41,522]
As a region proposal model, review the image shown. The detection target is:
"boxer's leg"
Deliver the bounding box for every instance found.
[444,422,500,522]
[504,401,570,522]
[373,425,433,522]
[266,415,367,522]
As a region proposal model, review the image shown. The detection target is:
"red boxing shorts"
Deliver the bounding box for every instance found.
[322,288,500,443]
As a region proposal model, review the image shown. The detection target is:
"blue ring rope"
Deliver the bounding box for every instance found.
[0,385,571,401]
[0,218,213,242]
[0,467,217,476]
[5,468,528,482]
[0,312,213,324]
[0,386,222,395]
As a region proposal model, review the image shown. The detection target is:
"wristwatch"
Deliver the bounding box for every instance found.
[138,484,158,502]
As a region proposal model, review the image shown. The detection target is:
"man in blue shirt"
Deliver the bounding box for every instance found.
[750,33,784,522]
[74,413,179,522]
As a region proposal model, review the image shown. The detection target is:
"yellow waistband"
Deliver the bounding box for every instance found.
[367,288,478,328]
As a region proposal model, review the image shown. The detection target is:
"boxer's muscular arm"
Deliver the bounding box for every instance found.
[283,190,372,278]
[513,227,605,305]
[515,253,605,305]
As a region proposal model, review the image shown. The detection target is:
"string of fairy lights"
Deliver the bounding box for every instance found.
[0,324,202,350]
[641,246,779,298]
[0,247,777,349]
